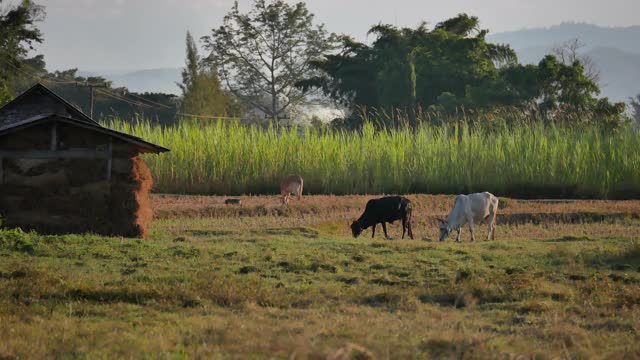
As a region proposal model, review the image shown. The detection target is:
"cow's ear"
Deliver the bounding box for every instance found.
[436,217,446,223]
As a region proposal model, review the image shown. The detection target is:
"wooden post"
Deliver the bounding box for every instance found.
[76,82,108,119]
[90,87,95,120]
[50,121,57,151]
[106,137,113,181]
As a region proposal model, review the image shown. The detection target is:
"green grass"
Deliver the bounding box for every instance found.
[1,214,639,358]
[106,119,640,198]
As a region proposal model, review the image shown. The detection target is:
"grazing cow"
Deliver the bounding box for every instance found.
[438,192,499,242]
[280,175,304,205]
[351,196,414,240]
[224,198,242,205]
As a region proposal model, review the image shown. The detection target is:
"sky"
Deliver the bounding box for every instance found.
[9,0,640,73]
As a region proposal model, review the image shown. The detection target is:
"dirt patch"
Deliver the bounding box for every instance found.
[151,194,640,227]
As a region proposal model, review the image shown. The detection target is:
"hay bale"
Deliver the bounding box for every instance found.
[109,156,153,238]
[66,159,107,185]
[111,158,134,174]
[13,159,53,173]
[1,155,154,238]
[69,180,110,195]
[5,169,68,187]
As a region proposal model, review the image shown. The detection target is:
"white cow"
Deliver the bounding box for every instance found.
[438,192,499,242]
[280,175,304,205]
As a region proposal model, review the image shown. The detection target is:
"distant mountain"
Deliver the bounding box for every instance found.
[108,68,182,95]
[489,23,640,102]
[588,47,640,102]
[489,23,640,55]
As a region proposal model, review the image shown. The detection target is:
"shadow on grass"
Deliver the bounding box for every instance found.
[253,227,319,239]
[584,241,640,271]
[546,235,595,243]
[185,230,237,237]
[360,292,417,311]
[497,212,639,225]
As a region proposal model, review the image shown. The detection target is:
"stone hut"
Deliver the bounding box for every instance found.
[0,83,169,238]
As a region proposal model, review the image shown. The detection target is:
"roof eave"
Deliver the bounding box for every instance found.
[0,114,170,154]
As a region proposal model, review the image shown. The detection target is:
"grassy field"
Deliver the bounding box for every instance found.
[106,120,640,199]
[1,194,639,358]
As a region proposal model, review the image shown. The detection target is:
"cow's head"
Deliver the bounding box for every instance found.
[350,221,363,238]
[437,218,451,241]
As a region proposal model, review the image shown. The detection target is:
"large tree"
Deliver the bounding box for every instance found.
[179,31,229,118]
[202,0,338,121]
[301,14,624,126]
[0,0,44,104]
[299,15,517,117]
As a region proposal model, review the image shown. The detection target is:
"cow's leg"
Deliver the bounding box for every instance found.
[490,217,497,240]
[381,222,389,239]
[487,216,496,241]
[488,203,497,240]
[297,187,302,200]
[407,219,414,240]
[281,193,287,205]
[455,229,461,242]
[401,218,407,239]
[371,224,377,238]
[468,218,476,242]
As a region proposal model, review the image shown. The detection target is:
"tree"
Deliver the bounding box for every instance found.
[551,38,600,84]
[299,14,517,124]
[301,14,624,127]
[202,0,338,121]
[179,31,229,118]
[0,0,44,104]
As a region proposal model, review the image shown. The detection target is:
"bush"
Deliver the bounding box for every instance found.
[0,228,36,254]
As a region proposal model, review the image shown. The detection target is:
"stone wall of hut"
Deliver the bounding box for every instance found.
[0,123,153,238]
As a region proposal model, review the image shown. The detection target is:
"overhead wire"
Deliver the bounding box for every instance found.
[95,88,154,108]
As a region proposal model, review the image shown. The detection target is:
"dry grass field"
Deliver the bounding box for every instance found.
[1,194,639,359]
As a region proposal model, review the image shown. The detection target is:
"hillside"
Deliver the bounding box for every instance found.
[108,68,182,95]
[489,23,640,55]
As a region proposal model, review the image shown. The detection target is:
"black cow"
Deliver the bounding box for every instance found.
[351,196,414,240]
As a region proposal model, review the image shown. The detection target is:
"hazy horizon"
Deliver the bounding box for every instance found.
[5,0,638,73]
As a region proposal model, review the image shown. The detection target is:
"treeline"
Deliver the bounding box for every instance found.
[0,1,635,128]
[301,17,626,128]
